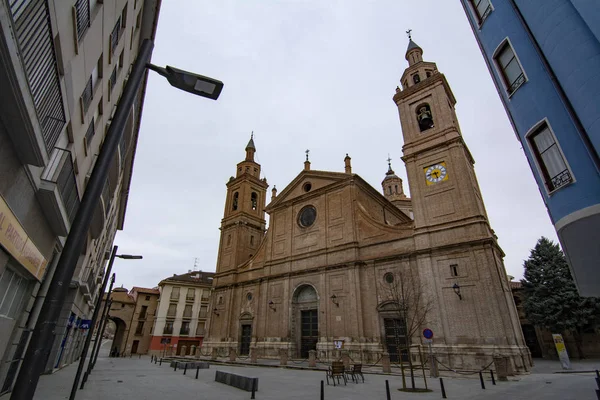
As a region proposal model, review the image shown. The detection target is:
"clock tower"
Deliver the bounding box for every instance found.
[393,37,529,366]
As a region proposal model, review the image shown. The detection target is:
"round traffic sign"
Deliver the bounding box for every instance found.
[423,328,434,339]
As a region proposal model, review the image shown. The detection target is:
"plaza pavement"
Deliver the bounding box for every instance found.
[23,342,600,400]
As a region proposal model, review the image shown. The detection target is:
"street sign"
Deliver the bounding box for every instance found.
[423,338,433,344]
[423,328,434,339]
[79,320,92,330]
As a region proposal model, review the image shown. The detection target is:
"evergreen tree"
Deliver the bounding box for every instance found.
[521,237,600,358]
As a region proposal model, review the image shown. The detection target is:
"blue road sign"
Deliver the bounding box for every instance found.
[423,328,434,339]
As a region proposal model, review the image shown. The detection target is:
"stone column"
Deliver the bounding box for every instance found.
[493,355,508,381]
[341,351,350,368]
[195,347,200,359]
[279,349,288,366]
[250,346,258,363]
[211,348,218,360]
[180,345,187,356]
[381,352,391,373]
[190,345,196,357]
[308,350,317,367]
[229,347,236,362]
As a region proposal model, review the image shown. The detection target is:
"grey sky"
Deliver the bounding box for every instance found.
[113,0,558,289]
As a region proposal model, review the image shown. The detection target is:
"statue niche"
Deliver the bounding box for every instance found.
[416,104,434,132]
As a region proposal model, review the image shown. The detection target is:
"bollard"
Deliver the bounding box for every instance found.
[439,377,447,399]
[479,371,485,389]
[184,363,187,375]
[385,380,391,400]
[381,352,391,373]
[174,362,178,372]
[251,378,256,399]
[159,358,162,366]
[490,369,496,385]
[320,380,324,400]
[196,366,200,379]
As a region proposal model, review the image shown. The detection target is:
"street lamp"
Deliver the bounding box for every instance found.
[11,39,221,400]
[69,246,142,399]
[452,283,462,300]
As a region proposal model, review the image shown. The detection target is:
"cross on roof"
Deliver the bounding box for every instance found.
[406,29,412,40]
[305,149,310,161]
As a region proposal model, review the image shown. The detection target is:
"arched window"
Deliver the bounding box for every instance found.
[394,185,398,194]
[388,186,392,195]
[251,192,257,210]
[232,192,239,210]
[412,74,421,84]
[416,103,434,132]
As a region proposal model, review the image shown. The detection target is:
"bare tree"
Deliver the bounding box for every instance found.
[380,270,434,389]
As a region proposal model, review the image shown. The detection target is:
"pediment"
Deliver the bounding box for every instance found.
[266,170,352,211]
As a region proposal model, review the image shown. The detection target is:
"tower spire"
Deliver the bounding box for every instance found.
[245,131,256,161]
[405,30,423,66]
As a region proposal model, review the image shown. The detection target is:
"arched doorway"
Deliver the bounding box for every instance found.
[377,301,408,363]
[291,284,319,358]
[239,313,253,356]
[109,316,127,357]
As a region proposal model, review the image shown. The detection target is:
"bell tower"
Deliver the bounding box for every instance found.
[216,134,268,274]
[393,35,529,369]
[393,37,490,239]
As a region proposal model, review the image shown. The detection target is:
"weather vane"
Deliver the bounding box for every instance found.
[251,130,254,139]
[305,149,310,161]
[406,29,412,40]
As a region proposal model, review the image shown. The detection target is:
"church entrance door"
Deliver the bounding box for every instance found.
[240,324,252,356]
[300,309,318,358]
[384,318,408,363]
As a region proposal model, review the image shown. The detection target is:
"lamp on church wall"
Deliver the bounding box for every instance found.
[330,294,339,307]
[452,283,462,300]
[213,308,220,316]
[268,301,276,311]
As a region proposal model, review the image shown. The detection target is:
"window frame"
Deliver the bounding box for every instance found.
[525,118,575,195]
[492,38,528,97]
[468,0,493,27]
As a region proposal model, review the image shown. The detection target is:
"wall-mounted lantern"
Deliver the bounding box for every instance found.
[452,283,462,300]
[330,294,339,307]
[268,301,276,312]
[213,308,220,316]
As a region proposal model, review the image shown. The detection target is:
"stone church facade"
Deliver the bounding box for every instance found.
[203,39,532,373]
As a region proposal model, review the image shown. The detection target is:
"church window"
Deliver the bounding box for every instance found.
[412,73,420,84]
[494,40,526,95]
[232,192,239,210]
[298,205,317,228]
[251,192,257,210]
[388,186,392,195]
[416,103,434,132]
[250,235,254,245]
[384,273,394,284]
[227,234,231,245]
[469,0,492,25]
[450,264,458,277]
[218,296,223,305]
[303,182,312,192]
[426,70,432,78]
[246,292,253,302]
[394,185,398,194]
[527,121,573,193]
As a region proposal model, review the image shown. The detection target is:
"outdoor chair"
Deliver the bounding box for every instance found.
[345,363,364,383]
[326,361,347,386]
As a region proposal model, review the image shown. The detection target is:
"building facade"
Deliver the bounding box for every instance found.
[0,0,161,393]
[459,0,600,296]
[149,271,214,358]
[202,40,531,373]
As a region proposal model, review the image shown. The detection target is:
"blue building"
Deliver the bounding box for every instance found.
[459,0,600,296]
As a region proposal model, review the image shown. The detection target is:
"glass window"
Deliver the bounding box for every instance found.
[495,42,525,94]
[183,304,192,318]
[170,287,180,300]
[529,124,573,192]
[470,0,492,24]
[186,288,195,300]
[167,303,177,316]
[0,269,29,319]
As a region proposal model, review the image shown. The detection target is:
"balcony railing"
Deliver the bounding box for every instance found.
[40,148,80,229]
[163,325,173,335]
[180,326,190,336]
[110,17,122,57]
[9,0,66,153]
[550,169,573,191]
[81,76,93,114]
[85,118,95,150]
[109,66,117,96]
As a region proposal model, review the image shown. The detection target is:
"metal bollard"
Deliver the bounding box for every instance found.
[251,378,256,399]
[184,363,187,375]
[320,380,324,400]
[196,366,200,379]
[490,369,496,385]
[385,380,391,400]
[439,377,447,399]
[479,371,485,389]
[174,362,178,372]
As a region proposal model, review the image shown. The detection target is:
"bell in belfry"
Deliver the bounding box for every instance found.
[417,105,434,131]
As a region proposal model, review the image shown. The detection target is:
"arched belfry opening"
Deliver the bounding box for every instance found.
[416,103,434,132]
[291,284,319,358]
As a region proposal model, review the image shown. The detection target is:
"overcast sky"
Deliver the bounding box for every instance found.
[112,0,559,290]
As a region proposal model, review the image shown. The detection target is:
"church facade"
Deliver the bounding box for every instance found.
[203,39,531,372]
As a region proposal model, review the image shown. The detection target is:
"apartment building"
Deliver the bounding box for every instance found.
[123,286,159,355]
[149,271,214,357]
[460,0,600,295]
[0,0,161,393]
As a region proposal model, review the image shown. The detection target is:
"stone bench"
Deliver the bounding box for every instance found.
[170,361,210,369]
[215,370,258,392]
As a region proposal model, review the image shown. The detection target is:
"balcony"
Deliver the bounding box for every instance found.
[2,0,66,166]
[185,295,195,303]
[38,149,80,236]
[180,326,190,336]
[163,324,173,335]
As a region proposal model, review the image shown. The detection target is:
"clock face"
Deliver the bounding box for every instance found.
[424,162,448,185]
